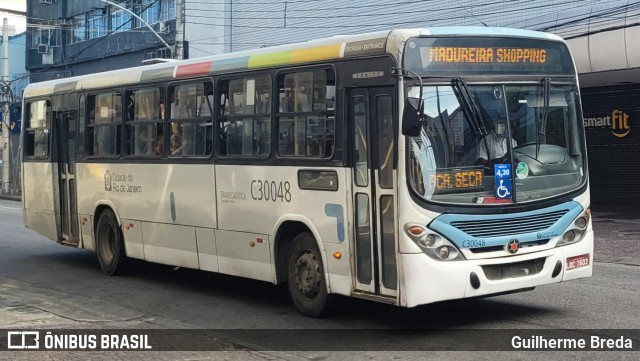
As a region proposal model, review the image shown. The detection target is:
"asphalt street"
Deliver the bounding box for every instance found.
[0,198,638,360]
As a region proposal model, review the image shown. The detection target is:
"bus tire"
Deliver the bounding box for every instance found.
[287,232,333,317]
[95,209,128,276]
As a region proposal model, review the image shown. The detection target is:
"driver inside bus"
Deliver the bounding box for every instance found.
[476,119,517,166]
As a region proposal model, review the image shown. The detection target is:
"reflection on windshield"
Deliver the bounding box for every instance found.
[409,83,586,205]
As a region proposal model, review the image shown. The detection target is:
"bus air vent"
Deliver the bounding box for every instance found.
[481,258,546,281]
[450,210,568,238]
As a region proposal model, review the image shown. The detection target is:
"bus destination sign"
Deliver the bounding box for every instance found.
[434,168,484,193]
[425,47,547,64]
[404,37,573,75]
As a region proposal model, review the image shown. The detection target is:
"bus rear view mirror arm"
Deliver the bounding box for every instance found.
[391,67,425,137]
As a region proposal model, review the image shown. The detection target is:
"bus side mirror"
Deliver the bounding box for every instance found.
[402,97,424,137]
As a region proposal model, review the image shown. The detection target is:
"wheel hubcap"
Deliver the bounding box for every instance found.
[294,251,321,299]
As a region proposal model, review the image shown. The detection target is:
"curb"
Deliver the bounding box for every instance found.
[0,194,21,202]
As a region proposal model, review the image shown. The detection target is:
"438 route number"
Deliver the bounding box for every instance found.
[251,180,292,203]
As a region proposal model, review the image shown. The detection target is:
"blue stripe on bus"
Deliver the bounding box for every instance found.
[429,201,583,249]
[212,56,250,72]
[170,192,176,222]
[324,203,345,243]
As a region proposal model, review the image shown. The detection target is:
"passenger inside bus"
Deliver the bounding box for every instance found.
[136,126,155,155]
[170,129,183,156]
[155,133,164,156]
[176,89,195,119]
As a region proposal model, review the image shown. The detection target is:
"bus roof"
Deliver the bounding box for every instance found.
[24,27,564,98]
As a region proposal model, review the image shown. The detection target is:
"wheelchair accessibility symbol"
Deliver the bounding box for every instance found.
[496,179,511,199]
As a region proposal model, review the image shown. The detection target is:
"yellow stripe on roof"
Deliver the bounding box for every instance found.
[248,51,293,68]
[291,44,342,63]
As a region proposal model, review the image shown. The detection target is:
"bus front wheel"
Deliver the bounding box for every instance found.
[287,232,332,317]
[95,209,128,276]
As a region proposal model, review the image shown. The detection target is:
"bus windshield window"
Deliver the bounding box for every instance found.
[408,83,586,205]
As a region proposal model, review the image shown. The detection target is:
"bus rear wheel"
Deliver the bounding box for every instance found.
[287,232,332,317]
[95,209,128,276]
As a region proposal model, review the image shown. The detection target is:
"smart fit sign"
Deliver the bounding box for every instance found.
[583,110,632,138]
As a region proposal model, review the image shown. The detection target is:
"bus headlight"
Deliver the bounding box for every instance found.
[563,230,576,243]
[438,246,450,259]
[557,208,590,247]
[404,223,465,261]
[574,216,588,229]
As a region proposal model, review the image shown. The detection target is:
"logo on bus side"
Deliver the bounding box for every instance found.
[103,170,142,193]
[583,109,632,138]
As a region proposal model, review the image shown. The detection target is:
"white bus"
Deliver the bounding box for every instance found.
[22,27,593,317]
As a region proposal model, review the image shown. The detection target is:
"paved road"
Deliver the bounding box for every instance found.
[0,199,638,360]
[591,204,640,266]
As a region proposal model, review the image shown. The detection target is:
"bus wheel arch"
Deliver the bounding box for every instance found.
[274,221,311,285]
[287,231,334,317]
[94,205,129,275]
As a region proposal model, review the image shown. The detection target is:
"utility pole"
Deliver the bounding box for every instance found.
[174,0,185,59]
[2,18,11,195]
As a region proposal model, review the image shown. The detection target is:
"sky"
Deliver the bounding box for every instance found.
[0,0,26,34]
[0,0,26,12]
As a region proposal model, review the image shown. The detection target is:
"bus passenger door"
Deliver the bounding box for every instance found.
[54,110,80,246]
[349,87,398,297]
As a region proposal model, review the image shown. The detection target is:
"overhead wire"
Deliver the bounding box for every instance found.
[183,0,613,28]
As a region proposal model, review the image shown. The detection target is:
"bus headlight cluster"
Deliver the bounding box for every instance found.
[557,208,590,247]
[404,224,465,261]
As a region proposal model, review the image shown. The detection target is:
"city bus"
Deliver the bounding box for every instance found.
[21,27,593,317]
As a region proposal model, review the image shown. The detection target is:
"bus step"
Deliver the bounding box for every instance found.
[351,291,397,305]
[60,239,80,248]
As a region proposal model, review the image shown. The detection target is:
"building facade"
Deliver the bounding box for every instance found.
[27,0,176,81]
[26,0,232,81]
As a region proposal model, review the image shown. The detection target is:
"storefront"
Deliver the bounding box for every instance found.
[581,84,640,206]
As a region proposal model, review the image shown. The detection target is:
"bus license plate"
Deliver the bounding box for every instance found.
[566,254,590,270]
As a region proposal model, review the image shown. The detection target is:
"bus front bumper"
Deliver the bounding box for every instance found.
[400,231,593,308]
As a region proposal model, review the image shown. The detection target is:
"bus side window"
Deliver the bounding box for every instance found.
[168,81,213,158]
[217,75,271,157]
[87,92,121,157]
[276,69,335,158]
[124,87,163,157]
[25,100,51,158]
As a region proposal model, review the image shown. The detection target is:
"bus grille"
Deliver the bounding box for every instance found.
[482,258,546,280]
[450,210,568,238]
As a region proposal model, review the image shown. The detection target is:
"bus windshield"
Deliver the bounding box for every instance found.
[408,83,587,205]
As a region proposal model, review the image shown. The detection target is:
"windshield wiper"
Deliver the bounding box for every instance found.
[536,77,551,158]
[452,78,490,162]
[452,78,487,137]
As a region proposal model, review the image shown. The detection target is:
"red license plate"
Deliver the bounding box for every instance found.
[566,254,590,270]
